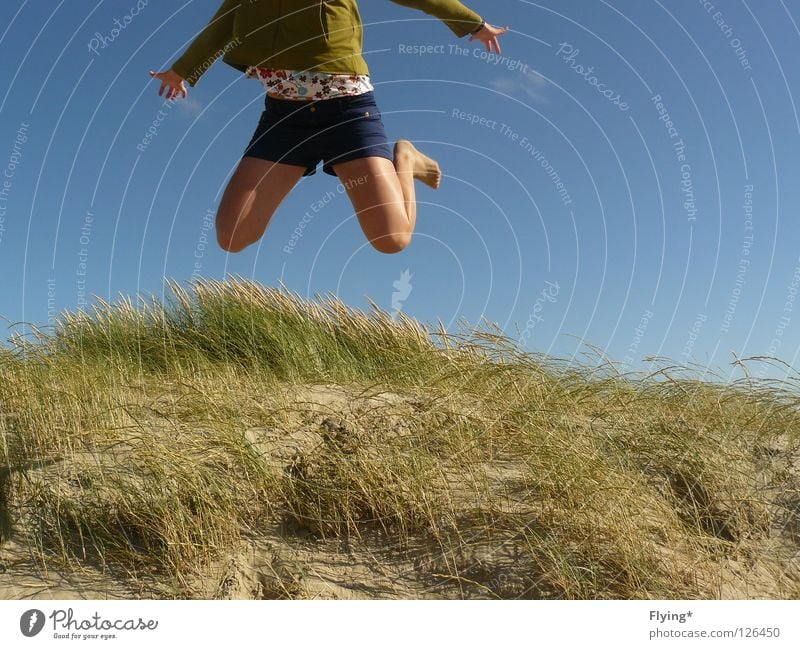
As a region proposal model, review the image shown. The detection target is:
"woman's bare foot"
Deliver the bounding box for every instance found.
[395,139,441,189]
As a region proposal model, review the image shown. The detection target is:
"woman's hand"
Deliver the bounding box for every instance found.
[469,22,510,55]
[149,69,187,100]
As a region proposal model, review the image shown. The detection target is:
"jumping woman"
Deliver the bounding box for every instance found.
[150,1,508,254]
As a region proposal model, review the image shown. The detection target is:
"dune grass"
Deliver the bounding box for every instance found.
[1,276,799,598]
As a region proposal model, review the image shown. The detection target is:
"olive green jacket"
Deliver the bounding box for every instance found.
[172,0,484,86]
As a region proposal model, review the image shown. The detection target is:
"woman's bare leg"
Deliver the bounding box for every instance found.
[331,140,441,254]
[216,157,307,252]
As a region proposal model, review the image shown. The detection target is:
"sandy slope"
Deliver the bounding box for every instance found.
[1,384,798,600]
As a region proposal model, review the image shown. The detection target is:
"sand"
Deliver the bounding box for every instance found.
[2,384,798,600]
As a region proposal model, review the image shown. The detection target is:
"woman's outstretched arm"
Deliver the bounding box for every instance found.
[172,0,238,85]
[388,0,508,52]
[149,0,238,98]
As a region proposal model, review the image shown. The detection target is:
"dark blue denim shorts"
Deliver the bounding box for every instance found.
[243,91,394,177]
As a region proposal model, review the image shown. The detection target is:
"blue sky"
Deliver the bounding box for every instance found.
[1,0,799,382]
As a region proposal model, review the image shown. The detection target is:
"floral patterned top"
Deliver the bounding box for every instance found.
[245,66,374,100]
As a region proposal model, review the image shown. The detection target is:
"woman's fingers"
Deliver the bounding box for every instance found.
[168,84,187,101]
[150,70,187,99]
[471,23,509,55]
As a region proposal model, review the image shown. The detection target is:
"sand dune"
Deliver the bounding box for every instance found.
[2,279,799,599]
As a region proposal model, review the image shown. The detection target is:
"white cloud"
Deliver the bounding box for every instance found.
[489,69,549,104]
[177,96,204,115]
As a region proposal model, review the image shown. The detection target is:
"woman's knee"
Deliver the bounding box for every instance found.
[370,231,412,254]
[216,226,249,253]
[215,204,252,253]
